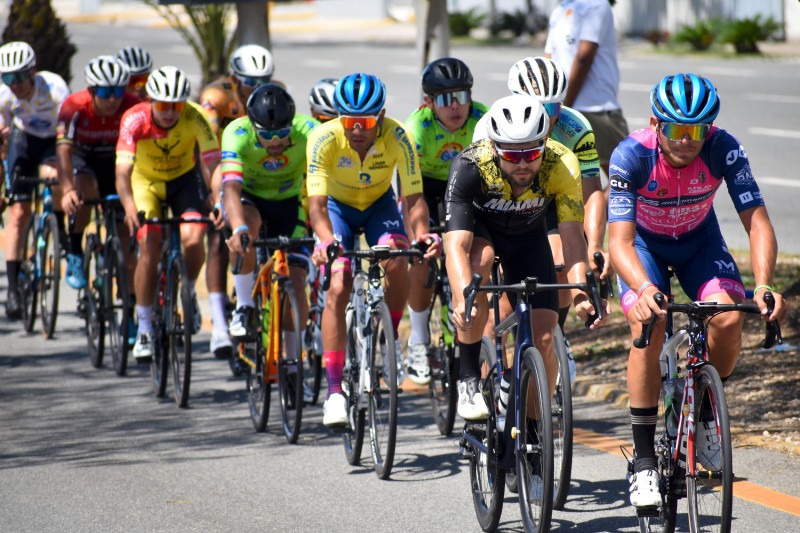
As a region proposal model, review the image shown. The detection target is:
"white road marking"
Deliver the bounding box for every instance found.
[758,177,800,188]
[619,82,653,92]
[749,127,800,139]
[303,59,341,68]
[748,93,800,105]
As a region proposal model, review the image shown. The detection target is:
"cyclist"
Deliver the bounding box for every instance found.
[58,56,141,290]
[220,84,318,359]
[116,66,220,360]
[0,41,69,319]
[308,78,338,123]
[445,93,606,424]
[116,46,153,101]
[402,57,488,386]
[307,72,439,427]
[200,43,275,359]
[608,73,787,509]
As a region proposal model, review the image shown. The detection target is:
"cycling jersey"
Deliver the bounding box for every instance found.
[608,127,763,240]
[198,75,245,137]
[404,102,489,181]
[57,89,141,160]
[116,100,220,182]
[0,71,69,139]
[220,114,319,201]
[306,117,422,211]
[445,138,583,236]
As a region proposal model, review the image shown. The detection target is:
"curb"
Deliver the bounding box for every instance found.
[573,376,630,409]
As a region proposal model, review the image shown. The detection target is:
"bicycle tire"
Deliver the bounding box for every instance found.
[39,213,61,339]
[18,215,38,333]
[687,365,732,533]
[247,290,271,432]
[303,318,323,406]
[151,269,169,398]
[169,255,193,408]
[343,307,365,466]
[106,237,131,376]
[469,336,505,532]
[428,289,458,436]
[368,301,398,480]
[517,346,554,533]
[83,234,105,368]
[278,280,304,444]
[552,325,573,510]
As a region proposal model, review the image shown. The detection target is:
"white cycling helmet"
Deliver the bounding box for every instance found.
[0,41,36,74]
[116,46,153,76]
[85,56,130,87]
[486,94,550,144]
[229,44,274,78]
[507,56,568,104]
[146,66,191,102]
[308,78,339,116]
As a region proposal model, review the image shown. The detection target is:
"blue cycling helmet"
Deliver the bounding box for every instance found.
[333,73,386,115]
[651,73,720,124]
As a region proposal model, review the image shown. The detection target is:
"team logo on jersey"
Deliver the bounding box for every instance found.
[726,146,747,165]
[235,127,248,136]
[278,179,294,193]
[738,191,754,204]
[437,142,462,162]
[572,134,596,162]
[734,165,755,185]
[359,172,372,184]
[435,134,444,141]
[609,196,633,216]
[260,154,288,171]
[337,156,353,168]
[609,176,629,191]
[697,171,706,183]
[646,179,659,192]
[656,187,669,197]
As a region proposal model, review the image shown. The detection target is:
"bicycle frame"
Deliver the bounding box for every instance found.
[348,256,386,404]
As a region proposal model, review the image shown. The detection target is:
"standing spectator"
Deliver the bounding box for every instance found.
[545,0,628,177]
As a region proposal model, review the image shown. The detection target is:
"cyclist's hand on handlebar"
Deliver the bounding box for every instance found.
[631,284,666,324]
[312,239,341,267]
[574,295,610,330]
[418,233,442,259]
[209,205,225,230]
[123,206,140,236]
[226,229,249,255]
[61,189,82,216]
[453,299,478,331]
[755,289,786,323]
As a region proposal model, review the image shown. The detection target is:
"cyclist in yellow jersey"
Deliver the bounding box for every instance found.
[200,44,275,358]
[306,73,440,428]
[116,67,220,360]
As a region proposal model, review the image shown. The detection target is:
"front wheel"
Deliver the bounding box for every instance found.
[278,280,304,444]
[106,237,131,376]
[39,213,61,339]
[83,235,105,368]
[168,256,192,408]
[343,307,365,466]
[247,290,270,432]
[18,215,38,333]
[368,301,398,480]
[151,270,169,398]
[687,365,732,533]
[552,326,573,510]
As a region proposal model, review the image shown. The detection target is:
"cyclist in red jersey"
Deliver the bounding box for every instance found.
[59,56,141,291]
[116,46,152,101]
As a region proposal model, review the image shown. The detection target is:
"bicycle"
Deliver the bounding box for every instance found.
[75,194,132,376]
[232,233,315,444]
[320,240,428,480]
[138,208,213,408]
[624,288,781,533]
[460,265,602,533]
[302,259,325,405]
[15,176,61,339]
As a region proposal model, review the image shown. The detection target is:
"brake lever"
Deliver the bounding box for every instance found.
[633,292,665,349]
[760,292,783,348]
[464,273,483,324]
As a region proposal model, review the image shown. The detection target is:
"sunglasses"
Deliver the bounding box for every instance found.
[129,74,149,89]
[256,126,291,141]
[314,113,336,123]
[543,102,563,117]
[434,89,471,107]
[153,100,185,113]
[659,121,711,142]
[239,76,270,89]
[340,115,379,130]
[495,143,546,164]
[94,86,126,99]
[1,71,30,85]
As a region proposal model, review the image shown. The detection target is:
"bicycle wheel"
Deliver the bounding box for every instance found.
[517,347,554,533]
[168,255,193,408]
[247,290,270,432]
[105,237,131,376]
[151,271,169,398]
[428,289,458,436]
[368,301,398,480]
[83,234,105,368]
[469,336,505,531]
[18,215,38,333]
[687,365,732,533]
[343,307,365,466]
[39,213,61,339]
[303,316,323,405]
[278,280,304,443]
[552,325,573,510]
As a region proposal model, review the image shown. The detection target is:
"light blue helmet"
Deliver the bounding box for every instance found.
[651,73,720,124]
[333,73,385,115]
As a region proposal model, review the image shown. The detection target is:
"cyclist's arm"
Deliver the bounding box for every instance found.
[740,205,785,322]
[55,143,80,215]
[608,219,664,323]
[560,219,607,328]
[309,194,335,266]
[444,228,478,329]
[115,161,138,234]
[563,40,598,108]
[582,176,608,275]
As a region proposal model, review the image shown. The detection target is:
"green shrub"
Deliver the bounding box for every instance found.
[672,18,724,51]
[490,10,527,37]
[720,15,780,54]
[449,7,486,37]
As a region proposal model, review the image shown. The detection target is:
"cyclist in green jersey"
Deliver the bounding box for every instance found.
[403,57,489,385]
[219,84,318,347]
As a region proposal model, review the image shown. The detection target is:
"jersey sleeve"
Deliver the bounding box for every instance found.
[707,130,764,213]
[607,142,638,224]
[444,154,480,232]
[187,102,220,163]
[404,108,426,157]
[551,149,585,224]
[220,120,247,185]
[391,123,423,196]
[116,107,145,166]
[306,127,335,198]
[56,95,80,145]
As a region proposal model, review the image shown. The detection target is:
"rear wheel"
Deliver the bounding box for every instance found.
[343,307,365,466]
[39,213,61,338]
[368,301,398,480]
[168,256,193,408]
[18,215,38,333]
[106,238,130,376]
[428,289,458,436]
[278,280,304,444]
[83,235,105,368]
[247,290,270,431]
[552,326,573,510]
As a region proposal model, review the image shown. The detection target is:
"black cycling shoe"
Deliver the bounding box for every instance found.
[5,289,22,320]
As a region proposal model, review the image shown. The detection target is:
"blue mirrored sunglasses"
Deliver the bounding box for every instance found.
[240,76,270,89]
[256,126,291,141]
[94,86,126,99]
[434,89,471,107]
[543,102,563,117]
[1,71,30,85]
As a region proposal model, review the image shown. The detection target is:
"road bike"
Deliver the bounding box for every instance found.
[76,194,132,375]
[233,233,315,444]
[460,265,602,533]
[302,259,325,405]
[624,288,781,533]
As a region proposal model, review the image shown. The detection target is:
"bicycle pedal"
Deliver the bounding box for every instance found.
[636,506,660,518]
[135,355,153,365]
[327,422,349,434]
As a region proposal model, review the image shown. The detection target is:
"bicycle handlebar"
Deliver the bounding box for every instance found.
[593,251,614,299]
[319,242,427,292]
[412,239,440,290]
[232,233,249,275]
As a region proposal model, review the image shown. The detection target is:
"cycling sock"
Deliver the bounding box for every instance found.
[458,340,482,381]
[631,406,659,471]
[389,307,403,338]
[6,260,20,291]
[208,292,228,332]
[69,233,83,256]
[407,306,431,346]
[558,306,570,330]
[324,350,345,396]
[234,274,255,308]
[136,305,154,334]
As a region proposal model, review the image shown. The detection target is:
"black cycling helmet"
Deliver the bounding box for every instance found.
[246,83,295,130]
[421,57,473,95]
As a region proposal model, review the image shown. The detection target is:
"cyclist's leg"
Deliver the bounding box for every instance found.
[131,176,165,346]
[65,158,101,289]
[206,165,230,343]
[226,199,261,341]
[166,172,207,284]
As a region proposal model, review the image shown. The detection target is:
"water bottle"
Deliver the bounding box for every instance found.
[261,300,271,351]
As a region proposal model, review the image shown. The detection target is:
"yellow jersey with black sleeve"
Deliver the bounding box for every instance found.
[445,138,583,236]
[305,116,422,211]
[116,100,220,183]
